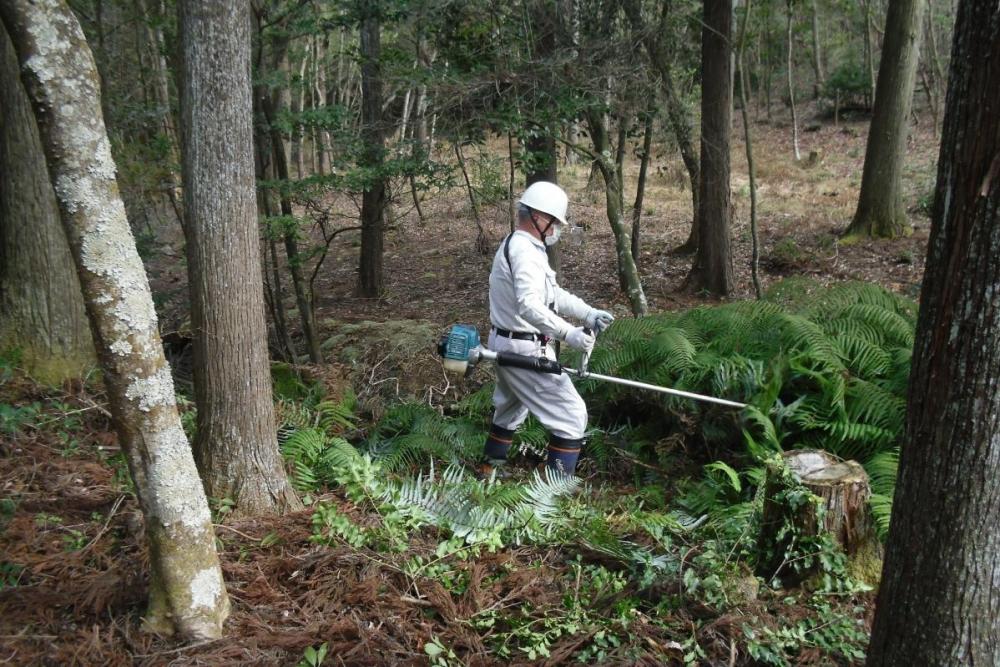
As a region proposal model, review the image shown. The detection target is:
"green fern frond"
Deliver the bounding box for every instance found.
[845,379,906,432]
[869,493,893,541]
[314,389,358,434]
[780,314,846,371]
[838,303,915,348]
[836,334,893,378]
[864,448,899,499]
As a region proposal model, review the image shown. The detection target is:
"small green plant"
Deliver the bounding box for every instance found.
[297,642,328,667]
[63,528,88,552]
[424,636,460,666]
[210,497,235,521]
[0,347,22,382]
[0,496,16,530]
[0,402,41,436]
[34,513,63,528]
[0,562,24,589]
[769,238,806,268]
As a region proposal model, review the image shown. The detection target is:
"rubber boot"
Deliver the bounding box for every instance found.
[546,434,584,477]
[478,424,515,479]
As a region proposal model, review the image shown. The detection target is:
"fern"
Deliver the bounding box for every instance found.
[391,464,579,544]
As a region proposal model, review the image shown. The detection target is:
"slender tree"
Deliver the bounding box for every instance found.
[866,0,1000,662]
[844,0,926,239]
[687,0,734,296]
[0,0,229,639]
[737,0,763,299]
[0,24,94,382]
[809,0,825,98]
[584,109,648,316]
[622,0,701,254]
[178,0,301,514]
[786,0,802,161]
[358,2,387,298]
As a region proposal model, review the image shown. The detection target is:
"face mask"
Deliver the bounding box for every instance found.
[545,223,563,247]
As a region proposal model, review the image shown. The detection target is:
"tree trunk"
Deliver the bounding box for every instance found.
[921,0,945,134]
[0,0,229,640]
[687,0,734,296]
[524,132,560,273]
[786,0,801,161]
[845,0,925,239]
[631,104,654,261]
[809,0,825,98]
[737,0,763,299]
[252,107,297,364]
[455,142,489,255]
[252,17,323,365]
[863,0,877,107]
[622,0,700,253]
[0,24,95,383]
[585,110,648,317]
[357,8,386,298]
[757,450,882,586]
[292,50,307,179]
[866,0,1000,661]
[178,0,301,515]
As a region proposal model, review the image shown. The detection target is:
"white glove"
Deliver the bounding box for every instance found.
[585,308,615,333]
[564,326,596,354]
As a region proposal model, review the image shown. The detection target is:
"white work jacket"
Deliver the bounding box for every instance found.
[488,230,591,340]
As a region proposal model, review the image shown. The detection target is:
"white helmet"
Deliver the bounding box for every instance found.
[519,181,568,225]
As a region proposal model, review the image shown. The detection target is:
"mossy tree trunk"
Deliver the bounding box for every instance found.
[0,24,95,383]
[178,0,301,515]
[0,0,229,639]
[585,109,648,317]
[844,0,926,239]
[867,0,1000,660]
[687,0,734,296]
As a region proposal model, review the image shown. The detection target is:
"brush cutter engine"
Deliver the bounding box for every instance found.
[437,324,563,376]
[435,324,747,409]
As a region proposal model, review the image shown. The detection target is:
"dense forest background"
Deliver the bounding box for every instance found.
[2,0,998,664]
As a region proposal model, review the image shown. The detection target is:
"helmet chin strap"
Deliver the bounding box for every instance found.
[529,210,555,241]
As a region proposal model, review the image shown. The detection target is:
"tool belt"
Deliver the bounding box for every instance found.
[492,327,551,345]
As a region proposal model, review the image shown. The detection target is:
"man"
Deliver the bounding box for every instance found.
[482,181,614,477]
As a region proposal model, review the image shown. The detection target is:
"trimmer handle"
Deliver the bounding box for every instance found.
[495,351,564,375]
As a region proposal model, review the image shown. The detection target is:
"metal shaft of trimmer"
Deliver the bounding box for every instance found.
[476,348,747,409]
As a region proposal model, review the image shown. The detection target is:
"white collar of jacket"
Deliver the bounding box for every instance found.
[513,228,546,249]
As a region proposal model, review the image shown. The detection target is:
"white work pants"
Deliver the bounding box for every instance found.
[488,329,588,439]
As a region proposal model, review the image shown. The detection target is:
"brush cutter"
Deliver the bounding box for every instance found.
[437,324,747,410]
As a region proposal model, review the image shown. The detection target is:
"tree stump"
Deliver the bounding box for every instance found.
[756,449,883,587]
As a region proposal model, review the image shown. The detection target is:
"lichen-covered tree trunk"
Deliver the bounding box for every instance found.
[866,0,1000,661]
[845,0,926,239]
[358,7,386,299]
[178,0,301,515]
[0,0,229,639]
[0,24,94,382]
[585,110,648,317]
[687,0,734,296]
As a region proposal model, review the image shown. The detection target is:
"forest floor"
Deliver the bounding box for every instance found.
[1,107,938,665]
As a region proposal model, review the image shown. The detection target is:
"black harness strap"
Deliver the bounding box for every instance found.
[502,233,562,358]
